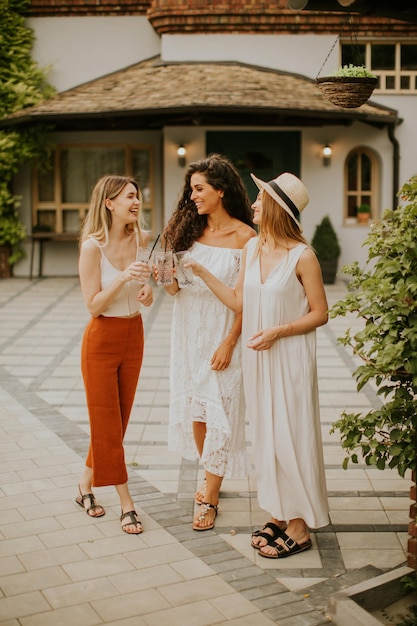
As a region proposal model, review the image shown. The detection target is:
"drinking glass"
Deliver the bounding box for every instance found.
[174,250,193,287]
[136,247,153,283]
[155,250,173,286]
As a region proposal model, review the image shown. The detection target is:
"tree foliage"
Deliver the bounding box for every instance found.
[0,0,54,265]
[330,177,417,478]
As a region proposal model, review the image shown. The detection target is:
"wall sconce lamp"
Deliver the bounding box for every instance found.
[177,144,186,167]
[322,144,332,167]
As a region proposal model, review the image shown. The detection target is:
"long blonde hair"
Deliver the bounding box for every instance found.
[80,175,146,246]
[255,190,308,256]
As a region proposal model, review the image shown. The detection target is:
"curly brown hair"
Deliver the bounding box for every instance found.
[162,153,252,251]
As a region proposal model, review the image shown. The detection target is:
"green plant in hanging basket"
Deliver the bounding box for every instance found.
[317,64,378,109]
[332,64,377,79]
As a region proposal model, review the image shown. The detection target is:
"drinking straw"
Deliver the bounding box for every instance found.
[148,234,160,261]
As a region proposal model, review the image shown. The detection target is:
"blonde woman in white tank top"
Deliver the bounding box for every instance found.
[76,175,153,535]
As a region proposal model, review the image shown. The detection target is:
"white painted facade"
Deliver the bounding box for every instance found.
[14,16,415,277]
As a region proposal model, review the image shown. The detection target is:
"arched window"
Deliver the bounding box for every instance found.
[345,147,379,223]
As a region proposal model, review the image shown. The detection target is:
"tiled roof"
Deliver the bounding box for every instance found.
[5,57,398,129]
[28,0,150,16]
[147,0,417,35]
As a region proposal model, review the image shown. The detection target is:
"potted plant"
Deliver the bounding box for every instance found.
[317,64,378,109]
[311,215,341,284]
[329,175,417,571]
[356,203,371,224]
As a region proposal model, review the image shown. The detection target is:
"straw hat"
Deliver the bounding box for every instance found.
[250,172,309,231]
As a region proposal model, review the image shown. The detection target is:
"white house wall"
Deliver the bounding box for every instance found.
[161,33,340,80]
[28,17,161,91]
[163,127,206,224]
[374,95,417,188]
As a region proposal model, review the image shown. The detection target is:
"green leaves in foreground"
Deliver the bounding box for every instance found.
[329,177,417,477]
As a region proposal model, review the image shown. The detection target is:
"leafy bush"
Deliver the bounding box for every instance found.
[311,215,341,261]
[329,176,417,477]
[0,0,54,266]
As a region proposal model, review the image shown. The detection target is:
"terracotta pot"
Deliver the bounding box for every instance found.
[357,212,370,224]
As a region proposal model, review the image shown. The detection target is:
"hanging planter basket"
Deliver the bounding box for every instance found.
[317,75,378,109]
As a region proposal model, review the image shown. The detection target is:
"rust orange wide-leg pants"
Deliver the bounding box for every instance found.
[81,314,144,487]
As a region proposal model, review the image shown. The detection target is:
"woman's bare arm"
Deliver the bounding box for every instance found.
[186,247,247,314]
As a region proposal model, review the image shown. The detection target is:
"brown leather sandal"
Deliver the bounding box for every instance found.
[75,486,105,517]
[120,510,143,535]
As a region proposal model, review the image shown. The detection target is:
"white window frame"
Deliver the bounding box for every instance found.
[341,40,417,94]
[344,146,379,225]
[32,143,155,235]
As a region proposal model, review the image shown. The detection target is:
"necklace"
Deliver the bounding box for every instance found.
[208,221,234,232]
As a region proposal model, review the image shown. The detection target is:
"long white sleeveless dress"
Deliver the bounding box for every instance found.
[242,238,329,528]
[168,241,247,478]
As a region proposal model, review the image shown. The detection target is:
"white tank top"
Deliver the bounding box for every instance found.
[91,235,142,317]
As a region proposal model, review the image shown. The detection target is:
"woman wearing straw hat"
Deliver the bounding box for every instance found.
[186,171,330,558]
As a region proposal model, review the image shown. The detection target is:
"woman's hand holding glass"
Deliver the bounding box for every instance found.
[135,247,154,284]
[183,258,204,277]
[120,260,151,285]
[136,261,151,284]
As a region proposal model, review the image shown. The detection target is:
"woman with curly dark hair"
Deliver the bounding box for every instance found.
[162,153,256,531]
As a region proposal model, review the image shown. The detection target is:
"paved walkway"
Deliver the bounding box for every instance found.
[0,277,411,626]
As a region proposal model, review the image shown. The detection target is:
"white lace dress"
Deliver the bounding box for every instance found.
[168,241,247,478]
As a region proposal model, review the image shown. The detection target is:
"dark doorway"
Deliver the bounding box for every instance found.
[207,131,301,201]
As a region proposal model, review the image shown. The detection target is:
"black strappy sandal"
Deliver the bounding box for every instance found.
[259,532,312,559]
[251,521,285,549]
[120,510,143,535]
[75,486,105,517]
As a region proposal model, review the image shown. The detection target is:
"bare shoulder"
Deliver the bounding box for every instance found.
[81,237,100,252]
[235,223,257,247]
[80,237,102,260]
[298,245,322,274]
[299,245,317,261]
